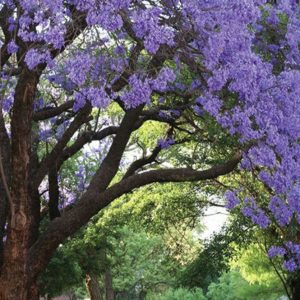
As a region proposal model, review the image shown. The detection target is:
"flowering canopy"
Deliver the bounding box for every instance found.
[0,1,300,289]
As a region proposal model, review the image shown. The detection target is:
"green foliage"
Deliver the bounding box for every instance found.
[110,226,177,294]
[206,270,285,300]
[147,288,207,300]
[178,217,254,291]
[133,120,167,149]
[38,247,85,298]
[231,243,284,286]
[101,182,204,235]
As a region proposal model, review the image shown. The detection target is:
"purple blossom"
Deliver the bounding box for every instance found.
[224,191,240,209]
[283,259,298,272]
[25,49,52,70]
[120,75,152,108]
[242,198,270,229]
[133,7,175,54]
[269,196,293,226]
[74,92,87,112]
[8,16,16,32]
[34,98,45,111]
[114,45,126,56]
[157,137,175,149]
[2,94,14,112]
[7,41,19,54]
[268,246,286,258]
[151,67,176,92]
[39,129,52,142]
[66,53,95,86]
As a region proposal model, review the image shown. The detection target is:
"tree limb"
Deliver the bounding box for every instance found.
[28,150,242,278]
[32,101,75,121]
[33,104,92,189]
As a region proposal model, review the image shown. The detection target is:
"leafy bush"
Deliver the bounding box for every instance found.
[147,288,207,300]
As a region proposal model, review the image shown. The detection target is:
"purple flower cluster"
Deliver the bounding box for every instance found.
[242,198,270,229]
[268,242,300,272]
[66,53,95,86]
[74,87,111,112]
[188,1,300,245]
[77,0,130,31]
[2,93,14,112]
[151,67,176,92]
[268,246,287,258]
[157,137,175,149]
[133,7,175,54]
[224,191,240,209]
[120,68,176,108]
[7,41,19,54]
[120,75,152,108]
[25,49,52,70]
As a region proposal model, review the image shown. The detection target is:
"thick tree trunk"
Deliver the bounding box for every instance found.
[0,8,88,300]
[0,208,40,300]
[0,274,39,300]
[0,69,40,300]
[86,273,103,300]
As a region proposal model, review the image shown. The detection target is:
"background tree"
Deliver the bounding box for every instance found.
[39,177,204,299]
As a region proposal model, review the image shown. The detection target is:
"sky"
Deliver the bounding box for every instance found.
[200,206,228,239]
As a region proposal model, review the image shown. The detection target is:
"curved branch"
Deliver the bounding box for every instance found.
[32,101,75,121]
[33,104,92,189]
[29,151,242,278]
[123,146,162,179]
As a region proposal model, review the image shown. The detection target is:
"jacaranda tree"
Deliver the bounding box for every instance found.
[0,0,300,299]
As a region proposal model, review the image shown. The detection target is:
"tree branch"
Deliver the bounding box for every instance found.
[123,146,162,179]
[33,104,92,189]
[48,166,61,220]
[56,126,119,167]
[28,151,242,278]
[32,101,75,122]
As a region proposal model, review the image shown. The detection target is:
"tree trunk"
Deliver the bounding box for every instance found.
[0,220,40,300]
[291,277,300,300]
[105,269,115,300]
[0,274,39,300]
[86,273,103,300]
[139,290,147,300]
[0,69,40,300]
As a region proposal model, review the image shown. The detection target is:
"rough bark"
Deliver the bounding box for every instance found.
[0,68,40,299]
[0,147,9,268]
[0,98,11,267]
[86,273,104,300]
